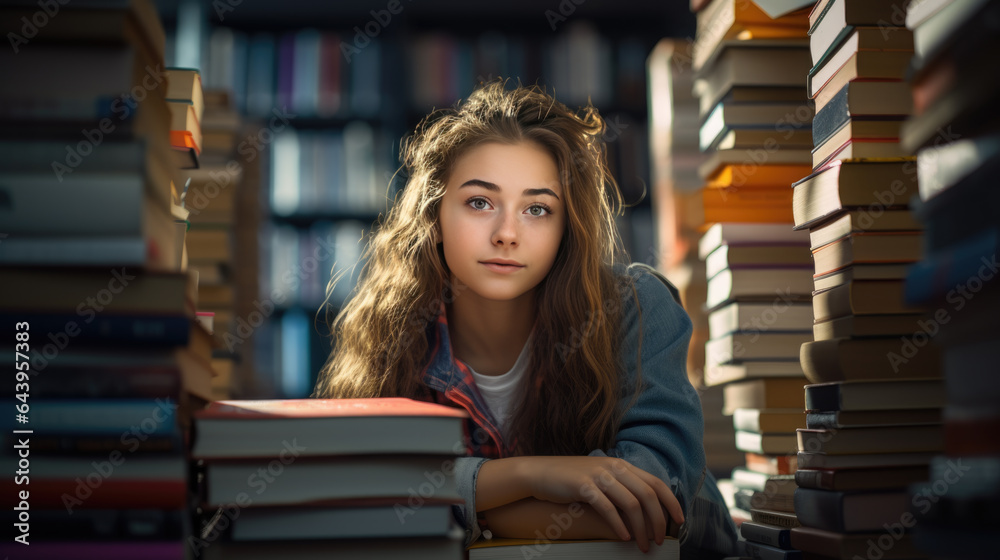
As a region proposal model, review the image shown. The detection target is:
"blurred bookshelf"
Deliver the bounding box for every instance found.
[158,0,695,398]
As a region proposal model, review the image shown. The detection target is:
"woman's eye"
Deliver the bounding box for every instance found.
[528,205,549,217]
[470,198,489,210]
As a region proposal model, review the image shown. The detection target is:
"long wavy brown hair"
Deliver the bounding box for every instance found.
[313,80,644,457]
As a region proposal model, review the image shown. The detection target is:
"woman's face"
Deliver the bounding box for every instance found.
[438,141,566,302]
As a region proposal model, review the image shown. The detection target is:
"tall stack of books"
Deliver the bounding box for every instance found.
[684,3,817,558]
[0,0,214,557]
[181,88,254,400]
[897,1,1000,557]
[699,223,814,529]
[790,379,945,557]
[190,398,468,558]
[647,38,745,479]
[787,0,949,557]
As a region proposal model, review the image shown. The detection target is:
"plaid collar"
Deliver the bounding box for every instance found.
[419,300,517,459]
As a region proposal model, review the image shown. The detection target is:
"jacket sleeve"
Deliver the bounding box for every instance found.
[586,263,738,557]
[451,455,488,546]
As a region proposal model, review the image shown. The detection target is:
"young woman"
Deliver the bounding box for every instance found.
[313,81,738,557]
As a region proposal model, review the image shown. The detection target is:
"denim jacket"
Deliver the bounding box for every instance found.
[418,262,739,558]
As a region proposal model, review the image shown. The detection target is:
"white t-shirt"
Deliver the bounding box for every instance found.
[468,332,532,438]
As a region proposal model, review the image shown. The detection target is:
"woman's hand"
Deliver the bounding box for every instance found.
[515,456,684,552]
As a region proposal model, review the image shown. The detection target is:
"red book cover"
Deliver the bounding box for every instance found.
[196,397,470,420]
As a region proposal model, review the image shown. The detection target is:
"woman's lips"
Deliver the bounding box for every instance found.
[481,262,524,274]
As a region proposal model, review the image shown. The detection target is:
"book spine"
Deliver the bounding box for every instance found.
[8,433,182,455]
[0,174,144,235]
[0,312,191,347]
[812,84,850,148]
[740,522,793,549]
[23,399,179,435]
[740,539,802,560]
[31,509,186,541]
[793,469,832,491]
[6,542,186,560]
[805,412,838,429]
[792,488,846,533]
[750,510,801,529]
[0,368,181,400]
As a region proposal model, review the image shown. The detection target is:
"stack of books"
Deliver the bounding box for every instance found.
[794,0,922,381]
[690,0,814,229]
[0,1,214,556]
[790,379,945,558]
[785,1,950,557]
[646,38,709,384]
[697,223,813,543]
[166,68,203,170]
[793,0,934,388]
[898,1,1000,557]
[805,0,915,170]
[190,398,469,558]
[180,89,251,400]
[685,2,819,557]
[647,39,743,478]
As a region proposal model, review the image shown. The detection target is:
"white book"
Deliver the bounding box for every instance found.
[708,301,814,339]
[698,223,807,260]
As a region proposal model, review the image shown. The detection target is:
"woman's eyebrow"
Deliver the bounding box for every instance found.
[459,179,560,200]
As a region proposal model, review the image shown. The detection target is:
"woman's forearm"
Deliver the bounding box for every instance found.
[483,497,621,541]
[474,457,535,512]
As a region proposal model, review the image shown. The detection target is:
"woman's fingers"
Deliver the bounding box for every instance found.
[600,479,651,551]
[612,470,667,548]
[584,484,631,541]
[631,465,685,526]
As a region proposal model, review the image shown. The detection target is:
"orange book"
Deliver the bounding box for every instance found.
[707,164,813,190]
[703,205,796,225]
[703,186,793,207]
[746,452,799,475]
